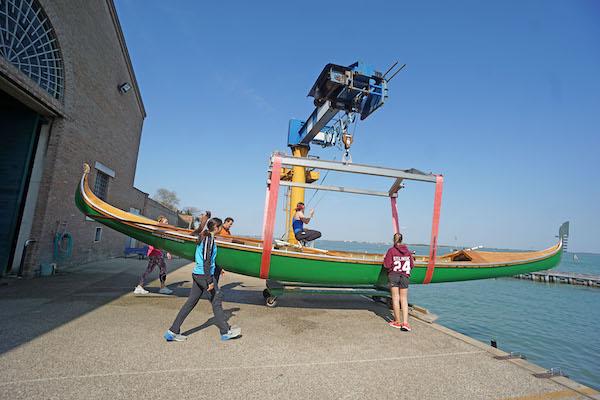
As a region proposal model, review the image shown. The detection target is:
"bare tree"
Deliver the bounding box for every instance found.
[181,206,200,215]
[153,188,180,211]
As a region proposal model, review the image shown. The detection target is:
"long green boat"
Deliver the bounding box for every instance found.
[75,164,566,287]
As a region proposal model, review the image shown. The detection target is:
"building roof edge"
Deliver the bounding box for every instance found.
[106,0,147,118]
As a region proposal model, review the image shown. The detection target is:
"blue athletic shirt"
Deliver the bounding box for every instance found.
[193,235,217,277]
[292,218,304,234]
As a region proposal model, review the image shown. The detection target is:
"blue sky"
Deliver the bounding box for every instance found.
[115,0,600,253]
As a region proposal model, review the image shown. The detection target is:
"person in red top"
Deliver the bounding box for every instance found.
[383,233,414,331]
[134,216,173,295]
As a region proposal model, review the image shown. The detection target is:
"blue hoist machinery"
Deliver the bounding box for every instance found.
[284,61,405,242]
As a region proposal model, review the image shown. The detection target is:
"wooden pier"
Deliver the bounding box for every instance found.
[515,271,600,287]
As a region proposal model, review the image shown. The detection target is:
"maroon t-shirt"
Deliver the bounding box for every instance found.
[383,243,414,278]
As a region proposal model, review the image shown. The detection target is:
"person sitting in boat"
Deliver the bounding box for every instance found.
[292,202,321,245]
[383,233,414,332]
[218,217,234,237]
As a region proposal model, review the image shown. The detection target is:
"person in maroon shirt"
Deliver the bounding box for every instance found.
[383,233,414,331]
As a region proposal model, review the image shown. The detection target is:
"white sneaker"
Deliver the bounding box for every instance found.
[221,326,242,341]
[164,330,187,342]
[159,287,173,295]
[134,285,149,295]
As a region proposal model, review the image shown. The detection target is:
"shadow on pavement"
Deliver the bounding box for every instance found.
[171,281,393,324]
[1,260,393,356]
[181,307,240,336]
[0,257,191,356]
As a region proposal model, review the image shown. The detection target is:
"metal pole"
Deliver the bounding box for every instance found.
[17,239,36,277]
[383,61,399,78]
[387,64,406,82]
[287,147,308,244]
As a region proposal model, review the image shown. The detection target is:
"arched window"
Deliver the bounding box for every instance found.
[0,0,64,100]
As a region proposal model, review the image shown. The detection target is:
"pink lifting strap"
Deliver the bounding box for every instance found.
[261,186,271,235]
[260,156,282,279]
[423,175,444,284]
[390,196,400,234]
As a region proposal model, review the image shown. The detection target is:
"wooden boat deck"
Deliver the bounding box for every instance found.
[437,244,562,263]
[217,235,562,267]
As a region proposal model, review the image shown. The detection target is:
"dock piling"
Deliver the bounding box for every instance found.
[514,271,600,288]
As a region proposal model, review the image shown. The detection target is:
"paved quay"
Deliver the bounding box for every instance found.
[0,258,597,400]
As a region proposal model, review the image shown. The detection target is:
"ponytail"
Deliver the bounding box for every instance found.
[201,217,223,238]
[393,233,403,244]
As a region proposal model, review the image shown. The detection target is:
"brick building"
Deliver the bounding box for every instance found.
[0,0,168,276]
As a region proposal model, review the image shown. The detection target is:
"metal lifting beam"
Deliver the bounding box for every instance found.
[262,153,445,285]
[279,180,396,198]
[272,154,438,183]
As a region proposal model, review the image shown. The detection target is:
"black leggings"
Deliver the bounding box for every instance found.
[295,229,322,243]
[139,255,166,286]
[169,274,230,335]
[214,264,223,287]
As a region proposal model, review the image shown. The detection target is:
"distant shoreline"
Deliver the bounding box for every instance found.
[233,234,598,256]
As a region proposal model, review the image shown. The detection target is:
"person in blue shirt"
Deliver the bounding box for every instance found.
[292,202,321,245]
[164,218,241,341]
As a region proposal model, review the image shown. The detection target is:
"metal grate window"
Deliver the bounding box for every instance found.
[0,0,64,100]
[93,170,109,201]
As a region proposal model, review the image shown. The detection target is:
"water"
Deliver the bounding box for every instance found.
[317,240,600,390]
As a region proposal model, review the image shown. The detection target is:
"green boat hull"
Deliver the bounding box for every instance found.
[75,181,563,286]
[216,242,563,285]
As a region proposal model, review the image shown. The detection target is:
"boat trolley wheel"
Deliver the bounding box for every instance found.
[265,296,278,307]
[262,289,271,299]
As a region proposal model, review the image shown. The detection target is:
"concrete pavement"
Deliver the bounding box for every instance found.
[0,258,597,400]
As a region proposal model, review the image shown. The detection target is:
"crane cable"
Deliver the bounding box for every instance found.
[309,115,361,209]
[306,156,335,207]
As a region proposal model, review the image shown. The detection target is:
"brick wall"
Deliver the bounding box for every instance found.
[18,0,148,275]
